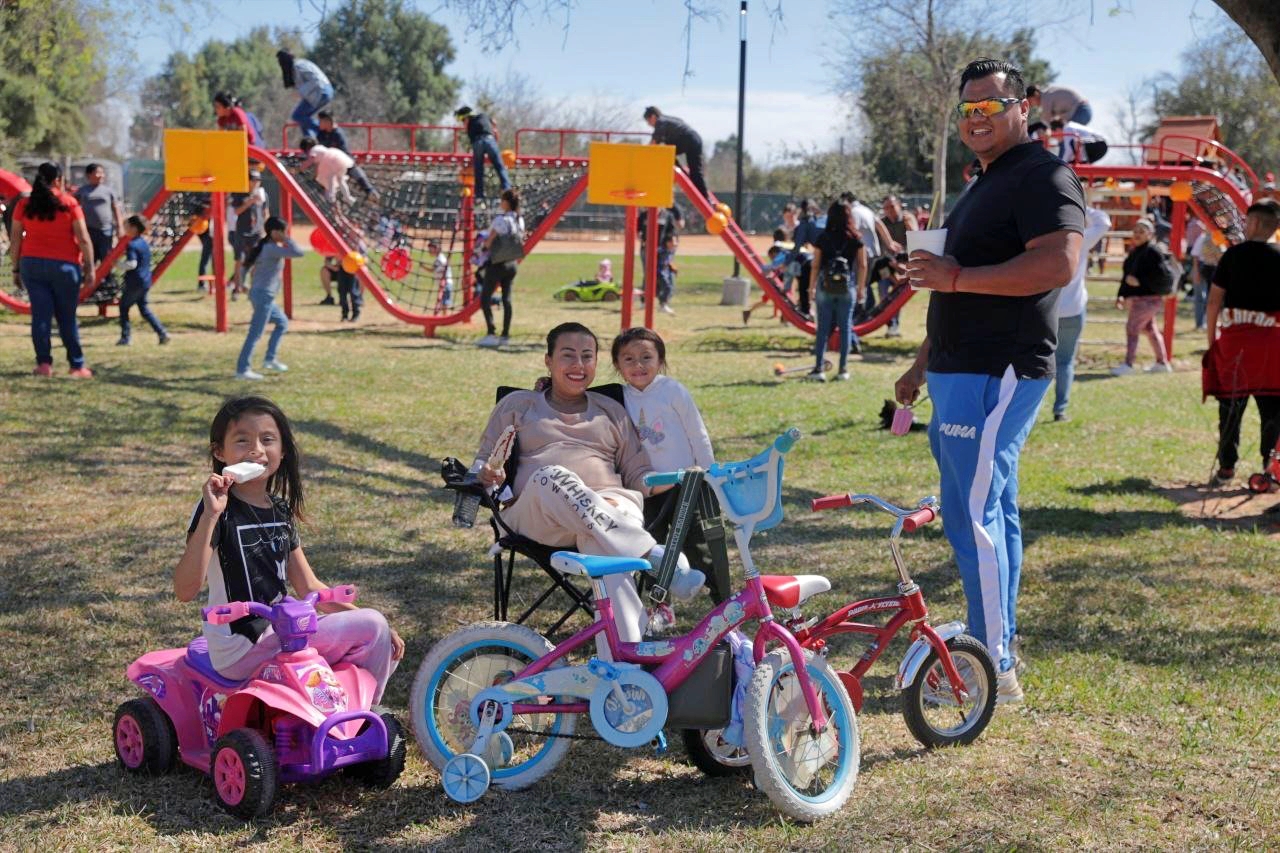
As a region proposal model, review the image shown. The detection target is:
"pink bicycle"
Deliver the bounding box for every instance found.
[409,430,860,822]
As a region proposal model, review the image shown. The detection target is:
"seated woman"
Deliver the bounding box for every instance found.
[474,322,705,641]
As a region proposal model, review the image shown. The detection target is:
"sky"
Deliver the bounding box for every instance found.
[130,0,1241,163]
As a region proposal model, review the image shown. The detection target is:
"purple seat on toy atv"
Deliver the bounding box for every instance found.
[185,637,246,688]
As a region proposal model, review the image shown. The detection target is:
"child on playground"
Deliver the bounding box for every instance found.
[612,327,730,602]
[597,258,613,283]
[427,238,453,308]
[236,216,302,380]
[174,395,403,699]
[656,235,678,315]
[298,137,355,205]
[116,215,169,346]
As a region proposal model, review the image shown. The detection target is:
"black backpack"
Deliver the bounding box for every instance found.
[821,254,852,294]
[1151,242,1181,295]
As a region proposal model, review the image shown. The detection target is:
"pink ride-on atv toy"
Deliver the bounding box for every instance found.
[113,586,406,818]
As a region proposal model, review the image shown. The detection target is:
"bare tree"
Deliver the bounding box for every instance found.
[832,0,1085,218]
[1113,80,1153,166]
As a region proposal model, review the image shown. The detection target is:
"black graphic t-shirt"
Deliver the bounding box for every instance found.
[188,492,300,667]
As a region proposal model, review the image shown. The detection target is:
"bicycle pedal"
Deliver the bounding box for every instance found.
[650,731,668,756]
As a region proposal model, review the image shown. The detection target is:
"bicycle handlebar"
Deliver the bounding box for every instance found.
[811,493,940,532]
[901,505,938,533]
[644,471,683,488]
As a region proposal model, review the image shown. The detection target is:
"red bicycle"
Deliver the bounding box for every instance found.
[794,493,997,748]
[1247,440,1280,494]
[688,493,997,774]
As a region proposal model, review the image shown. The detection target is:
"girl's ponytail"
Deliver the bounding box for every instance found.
[24,162,68,221]
[242,235,271,272]
[241,215,287,272]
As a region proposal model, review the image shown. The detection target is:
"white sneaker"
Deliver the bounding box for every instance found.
[497,336,510,347]
[806,370,827,382]
[1110,364,1135,376]
[835,371,850,381]
[1145,362,1173,373]
[996,668,1025,704]
[477,334,500,348]
[659,302,675,315]
[263,360,288,372]
[237,369,265,381]
[885,328,902,338]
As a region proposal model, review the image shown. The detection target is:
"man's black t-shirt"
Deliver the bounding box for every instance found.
[465,113,495,143]
[1212,241,1280,311]
[651,116,702,154]
[927,141,1086,378]
[188,493,300,644]
[317,125,351,154]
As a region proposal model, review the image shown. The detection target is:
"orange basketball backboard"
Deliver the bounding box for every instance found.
[163,129,249,193]
[587,142,674,208]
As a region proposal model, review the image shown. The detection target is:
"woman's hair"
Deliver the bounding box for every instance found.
[209,396,305,520]
[824,200,857,241]
[242,216,288,271]
[501,187,520,212]
[213,91,239,109]
[545,321,597,356]
[126,214,147,235]
[24,162,67,221]
[610,326,667,371]
[276,50,296,88]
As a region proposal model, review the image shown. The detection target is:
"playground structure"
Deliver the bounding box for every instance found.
[1071,117,1257,356]
[0,116,1262,354]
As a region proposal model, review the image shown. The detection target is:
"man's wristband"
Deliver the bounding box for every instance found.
[949,267,962,293]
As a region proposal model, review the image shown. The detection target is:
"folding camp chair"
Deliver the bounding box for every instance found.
[441,383,731,636]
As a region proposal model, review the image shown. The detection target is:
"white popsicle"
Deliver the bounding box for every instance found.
[223,461,267,483]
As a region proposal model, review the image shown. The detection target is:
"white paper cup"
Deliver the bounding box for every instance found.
[906,228,948,289]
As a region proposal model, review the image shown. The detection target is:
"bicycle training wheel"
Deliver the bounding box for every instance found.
[410,621,575,791]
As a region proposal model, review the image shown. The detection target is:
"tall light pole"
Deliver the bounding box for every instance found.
[733,0,747,278]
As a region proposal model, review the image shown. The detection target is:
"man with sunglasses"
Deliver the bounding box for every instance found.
[895,58,1085,705]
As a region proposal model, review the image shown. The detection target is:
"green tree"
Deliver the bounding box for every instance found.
[1148,24,1280,174]
[311,0,460,125]
[761,143,892,204]
[133,27,305,155]
[705,135,765,193]
[0,0,108,161]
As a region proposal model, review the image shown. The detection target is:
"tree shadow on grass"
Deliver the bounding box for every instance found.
[291,418,439,476]
[1030,555,1280,670]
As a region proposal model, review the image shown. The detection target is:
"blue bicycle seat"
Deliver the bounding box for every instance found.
[551,551,650,578]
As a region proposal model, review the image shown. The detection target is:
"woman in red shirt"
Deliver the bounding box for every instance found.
[9,162,96,377]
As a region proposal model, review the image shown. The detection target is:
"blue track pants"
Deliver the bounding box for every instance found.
[927,366,1048,673]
